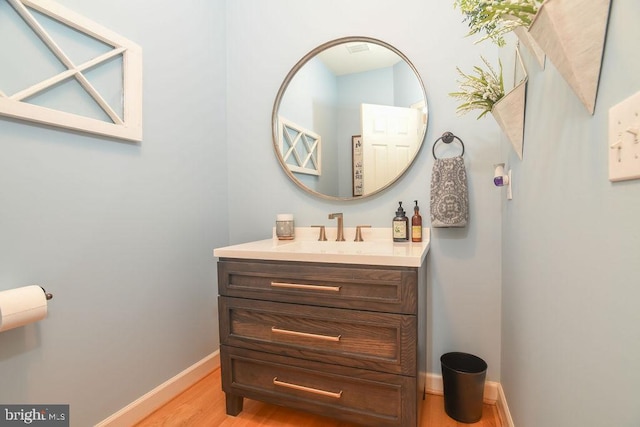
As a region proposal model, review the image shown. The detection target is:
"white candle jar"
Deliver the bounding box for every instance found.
[275,214,295,240]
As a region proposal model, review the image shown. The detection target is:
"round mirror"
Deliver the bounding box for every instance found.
[272,36,428,201]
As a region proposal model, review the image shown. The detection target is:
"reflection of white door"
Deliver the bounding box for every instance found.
[360,103,421,194]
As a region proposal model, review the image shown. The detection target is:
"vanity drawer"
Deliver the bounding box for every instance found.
[218,259,417,314]
[221,346,417,427]
[219,296,416,375]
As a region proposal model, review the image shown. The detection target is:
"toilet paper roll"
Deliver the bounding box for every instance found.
[0,285,48,332]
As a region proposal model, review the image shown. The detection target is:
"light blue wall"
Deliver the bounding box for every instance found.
[500,1,640,426]
[226,0,503,383]
[394,60,424,108]
[0,1,227,425]
[7,1,633,426]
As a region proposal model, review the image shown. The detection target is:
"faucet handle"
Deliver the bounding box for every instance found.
[311,225,327,241]
[354,225,371,242]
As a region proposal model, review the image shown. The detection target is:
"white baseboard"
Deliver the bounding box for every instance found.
[496,383,515,427]
[96,351,220,427]
[426,373,514,426]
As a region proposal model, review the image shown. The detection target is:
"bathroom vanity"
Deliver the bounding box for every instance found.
[216,34,431,425]
[214,228,429,427]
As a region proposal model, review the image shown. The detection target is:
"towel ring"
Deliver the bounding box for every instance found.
[432,131,465,159]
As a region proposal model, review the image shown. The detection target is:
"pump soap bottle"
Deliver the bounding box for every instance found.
[412,200,422,242]
[393,202,409,242]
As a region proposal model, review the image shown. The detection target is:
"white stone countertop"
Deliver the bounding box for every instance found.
[213,227,430,267]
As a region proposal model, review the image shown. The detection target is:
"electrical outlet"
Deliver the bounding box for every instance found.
[609,91,640,182]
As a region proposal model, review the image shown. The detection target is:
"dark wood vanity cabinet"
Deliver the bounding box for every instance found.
[217,258,427,427]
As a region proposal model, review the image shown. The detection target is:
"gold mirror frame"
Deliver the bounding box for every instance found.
[272,36,428,201]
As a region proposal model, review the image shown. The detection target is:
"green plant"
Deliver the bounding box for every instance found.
[449,57,504,119]
[454,0,542,46]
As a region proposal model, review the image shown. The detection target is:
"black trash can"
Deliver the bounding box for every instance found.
[440,352,487,423]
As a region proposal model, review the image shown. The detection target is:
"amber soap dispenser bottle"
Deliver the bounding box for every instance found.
[393,202,409,242]
[412,200,422,242]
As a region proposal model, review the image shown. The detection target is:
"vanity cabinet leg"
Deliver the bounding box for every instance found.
[225,393,244,416]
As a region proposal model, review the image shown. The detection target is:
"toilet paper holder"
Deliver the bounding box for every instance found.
[40,286,53,300]
[0,285,53,333]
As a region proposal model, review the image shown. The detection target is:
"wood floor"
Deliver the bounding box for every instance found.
[135,368,501,427]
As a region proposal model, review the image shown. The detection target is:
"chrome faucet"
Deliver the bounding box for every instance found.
[328,213,345,241]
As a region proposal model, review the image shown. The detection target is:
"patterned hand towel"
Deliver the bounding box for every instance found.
[430,156,469,228]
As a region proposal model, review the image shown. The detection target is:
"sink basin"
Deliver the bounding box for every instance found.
[213,227,430,267]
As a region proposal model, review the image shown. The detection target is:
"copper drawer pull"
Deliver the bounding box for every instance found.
[271,281,341,292]
[271,327,341,342]
[273,377,343,399]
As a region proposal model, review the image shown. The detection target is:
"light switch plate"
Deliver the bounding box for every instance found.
[609,91,640,182]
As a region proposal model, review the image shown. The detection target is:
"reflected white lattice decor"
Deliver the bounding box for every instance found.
[0,0,142,141]
[278,116,321,176]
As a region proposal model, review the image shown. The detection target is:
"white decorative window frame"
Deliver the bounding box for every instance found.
[0,0,143,141]
[278,116,321,176]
